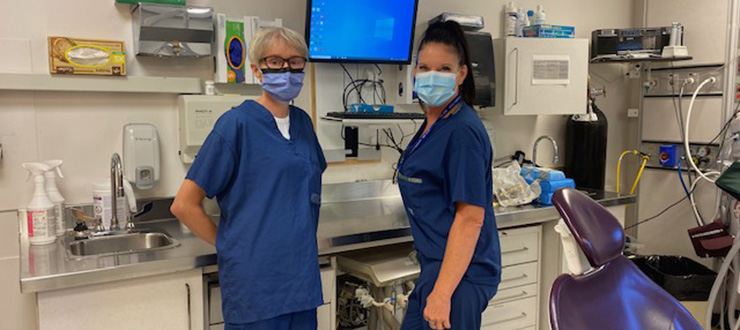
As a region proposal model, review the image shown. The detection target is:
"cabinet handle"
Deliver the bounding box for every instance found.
[505,46,520,111]
[490,312,527,325]
[185,283,192,330]
[502,247,529,255]
[493,291,528,302]
[501,274,528,283]
[512,47,519,108]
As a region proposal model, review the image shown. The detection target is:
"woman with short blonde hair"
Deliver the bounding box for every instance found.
[172,26,326,330]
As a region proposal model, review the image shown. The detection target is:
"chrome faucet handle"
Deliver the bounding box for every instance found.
[124,217,136,231]
[93,218,106,233]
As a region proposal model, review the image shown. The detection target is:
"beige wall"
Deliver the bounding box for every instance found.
[0,0,638,329]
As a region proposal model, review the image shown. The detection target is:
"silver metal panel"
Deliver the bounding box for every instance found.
[20,180,635,293]
[640,141,720,171]
[133,4,214,58]
[336,243,418,287]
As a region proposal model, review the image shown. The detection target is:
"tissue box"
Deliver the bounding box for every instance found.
[523,24,575,38]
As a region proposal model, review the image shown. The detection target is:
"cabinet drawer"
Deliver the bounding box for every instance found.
[490,283,537,305]
[320,266,335,304]
[499,262,538,290]
[481,296,537,330]
[500,228,540,267]
[317,303,332,330]
[209,285,223,325]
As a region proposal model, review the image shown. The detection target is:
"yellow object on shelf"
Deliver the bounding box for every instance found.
[48,37,126,76]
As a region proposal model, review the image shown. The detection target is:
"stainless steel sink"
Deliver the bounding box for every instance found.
[67,232,180,258]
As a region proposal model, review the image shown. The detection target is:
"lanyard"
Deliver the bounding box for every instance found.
[398,94,463,169]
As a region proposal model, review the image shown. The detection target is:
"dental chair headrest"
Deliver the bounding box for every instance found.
[552,189,625,267]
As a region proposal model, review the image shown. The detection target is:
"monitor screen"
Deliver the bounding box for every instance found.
[305,0,419,64]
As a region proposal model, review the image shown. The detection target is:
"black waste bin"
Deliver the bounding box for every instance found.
[631,255,717,301]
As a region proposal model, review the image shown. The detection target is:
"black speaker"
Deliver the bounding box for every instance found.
[464,31,495,107]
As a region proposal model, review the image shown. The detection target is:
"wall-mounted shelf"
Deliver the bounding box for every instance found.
[0,73,202,94]
[590,55,693,63]
[321,116,423,129]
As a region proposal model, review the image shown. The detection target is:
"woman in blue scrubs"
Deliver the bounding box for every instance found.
[397,21,501,330]
[171,27,326,330]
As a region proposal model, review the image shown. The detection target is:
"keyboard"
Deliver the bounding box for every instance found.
[326,111,426,120]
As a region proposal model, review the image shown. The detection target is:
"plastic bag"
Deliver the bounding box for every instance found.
[492,161,541,207]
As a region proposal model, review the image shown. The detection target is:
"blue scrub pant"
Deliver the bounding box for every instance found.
[225,309,317,330]
[401,271,490,330]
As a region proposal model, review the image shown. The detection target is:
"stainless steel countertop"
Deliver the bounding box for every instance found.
[20,181,635,293]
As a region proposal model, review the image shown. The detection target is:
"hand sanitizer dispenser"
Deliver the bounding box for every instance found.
[123,123,160,190]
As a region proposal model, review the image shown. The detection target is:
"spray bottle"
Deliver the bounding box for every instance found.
[516,8,527,37]
[43,160,66,236]
[505,2,518,37]
[21,163,56,245]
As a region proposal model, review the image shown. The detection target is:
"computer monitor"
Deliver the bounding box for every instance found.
[305,0,419,64]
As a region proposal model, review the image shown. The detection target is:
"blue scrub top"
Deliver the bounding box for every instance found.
[397,103,501,291]
[186,100,327,324]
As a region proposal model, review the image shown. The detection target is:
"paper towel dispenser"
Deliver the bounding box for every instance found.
[133,3,214,58]
[177,95,258,163]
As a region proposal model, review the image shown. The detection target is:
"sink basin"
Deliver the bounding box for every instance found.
[67,232,180,258]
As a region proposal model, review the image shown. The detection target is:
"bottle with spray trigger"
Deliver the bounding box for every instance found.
[43,160,66,236]
[21,162,57,245]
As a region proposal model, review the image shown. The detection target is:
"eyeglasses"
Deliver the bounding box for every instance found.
[260,56,307,71]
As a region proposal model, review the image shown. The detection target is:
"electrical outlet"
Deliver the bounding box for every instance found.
[627,63,642,79]
[627,108,639,118]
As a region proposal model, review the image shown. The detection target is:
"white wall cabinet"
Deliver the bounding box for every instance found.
[37,269,204,330]
[494,37,589,116]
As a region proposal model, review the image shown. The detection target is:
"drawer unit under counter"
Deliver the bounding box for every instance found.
[491,283,538,305]
[499,226,541,267]
[484,225,541,329]
[498,262,538,290]
[482,296,538,330]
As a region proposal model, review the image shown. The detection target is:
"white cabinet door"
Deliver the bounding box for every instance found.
[495,37,589,116]
[317,304,332,330]
[38,269,204,330]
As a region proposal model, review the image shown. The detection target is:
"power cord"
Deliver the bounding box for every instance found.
[340,64,387,110]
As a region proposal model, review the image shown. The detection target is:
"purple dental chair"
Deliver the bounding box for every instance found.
[549,189,703,330]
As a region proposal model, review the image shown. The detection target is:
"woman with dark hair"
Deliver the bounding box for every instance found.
[397,21,501,330]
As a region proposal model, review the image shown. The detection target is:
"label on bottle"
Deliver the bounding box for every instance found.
[47,207,57,236]
[94,195,112,230]
[27,211,47,238]
[55,203,64,234]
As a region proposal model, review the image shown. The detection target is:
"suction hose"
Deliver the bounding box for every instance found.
[706,232,740,328]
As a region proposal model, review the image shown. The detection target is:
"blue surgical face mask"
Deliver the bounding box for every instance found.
[414,71,458,107]
[260,71,305,103]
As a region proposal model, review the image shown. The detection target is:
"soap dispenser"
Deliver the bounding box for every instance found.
[123,123,160,190]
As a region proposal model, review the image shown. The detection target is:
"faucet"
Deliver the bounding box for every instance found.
[533,135,559,167]
[110,153,125,231]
